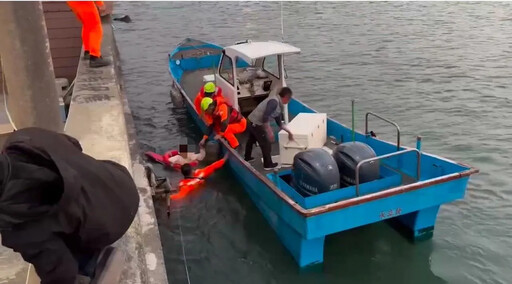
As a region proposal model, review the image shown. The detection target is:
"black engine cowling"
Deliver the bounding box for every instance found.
[292,148,340,197]
[332,142,380,187]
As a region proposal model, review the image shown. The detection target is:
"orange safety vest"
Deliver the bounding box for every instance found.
[203,103,243,129]
[194,86,226,114]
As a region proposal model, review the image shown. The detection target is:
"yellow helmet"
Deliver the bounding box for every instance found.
[201,97,214,112]
[204,82,216,94]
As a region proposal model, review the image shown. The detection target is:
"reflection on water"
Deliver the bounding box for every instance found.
[116,2,511,283]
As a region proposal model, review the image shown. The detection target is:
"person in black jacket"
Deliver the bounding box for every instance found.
[0,127,139,283]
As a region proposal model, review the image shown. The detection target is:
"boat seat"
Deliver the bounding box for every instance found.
[238,78,272,98]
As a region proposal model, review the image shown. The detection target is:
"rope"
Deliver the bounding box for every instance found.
[1,57,17,131]
[25,264,32,284]
[177,207,191,284]
[280,1,285,42]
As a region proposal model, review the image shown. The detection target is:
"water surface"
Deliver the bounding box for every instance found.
[115,2,512,283]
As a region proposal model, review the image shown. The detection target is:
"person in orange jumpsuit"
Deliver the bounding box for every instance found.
[199,97,247,149]
[170,154,228,200]
[194,82,226,116]
[67,1,110,68]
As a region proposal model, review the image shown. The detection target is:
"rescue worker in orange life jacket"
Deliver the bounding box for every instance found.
[67,1,110,68]
[170,153,228,200]
[199,97,247,149]
[194,82,226,116]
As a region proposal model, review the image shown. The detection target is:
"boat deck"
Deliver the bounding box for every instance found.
[237,132,416,185]
[180,69,417,187]
[181,69,291,174]
[181,69,216,103]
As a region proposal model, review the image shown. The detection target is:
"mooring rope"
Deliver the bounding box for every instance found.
[25,264,32,284]
[176,207,191,284]
[1,57,17,131]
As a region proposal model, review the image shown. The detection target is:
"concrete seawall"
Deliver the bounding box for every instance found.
[64,16,168,283]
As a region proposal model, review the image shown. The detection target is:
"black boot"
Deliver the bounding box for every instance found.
[89,55,110,68]
[84,51,90,60]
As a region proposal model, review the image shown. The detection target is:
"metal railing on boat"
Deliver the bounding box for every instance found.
[365,112,401,151]
[355,148,421,196]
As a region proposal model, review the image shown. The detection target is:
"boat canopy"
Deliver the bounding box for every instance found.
[224,41,301,65]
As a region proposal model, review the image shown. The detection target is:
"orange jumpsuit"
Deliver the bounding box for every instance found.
[170,158,226,200]
[203,103,247,148]
[67,1,104,57]
[194,86,226,114]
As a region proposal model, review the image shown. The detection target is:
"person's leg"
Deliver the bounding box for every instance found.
[75,2,110,67]
[67,2,90,56]
[81,25,91,59]
[223,118,247,148]
[78,2,102,57]
[228,118,247,135]
[74,248,102,277]
[244,123,257,161]
[223,131,239,148]
[252,124,274,168]
[90,246,125,283]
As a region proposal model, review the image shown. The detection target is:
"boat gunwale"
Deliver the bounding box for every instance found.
[167,41,480,218]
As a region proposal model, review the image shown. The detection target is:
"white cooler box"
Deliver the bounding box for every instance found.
[278,113,327,165]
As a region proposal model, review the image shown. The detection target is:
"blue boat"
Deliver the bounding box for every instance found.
[167,38,479,267]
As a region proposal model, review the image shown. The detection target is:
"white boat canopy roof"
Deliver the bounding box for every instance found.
[224,41,301,64]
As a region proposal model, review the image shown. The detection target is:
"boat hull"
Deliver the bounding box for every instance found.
[167,39,478,267]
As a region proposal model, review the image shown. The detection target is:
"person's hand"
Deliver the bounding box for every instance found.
[199,137,206,147]
[267,130,275,143]
[288,132,294,141]
[98,4,106,14]
[214,134,222,141]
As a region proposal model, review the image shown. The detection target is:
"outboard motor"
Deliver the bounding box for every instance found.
[332,142,380,187]
[292,148,340,197]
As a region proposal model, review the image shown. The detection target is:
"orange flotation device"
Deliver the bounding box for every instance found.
[170,158,226,200]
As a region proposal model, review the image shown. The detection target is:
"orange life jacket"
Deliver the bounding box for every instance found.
[203,103,243,131]
[170,158,226,200]
[194,86,226,114]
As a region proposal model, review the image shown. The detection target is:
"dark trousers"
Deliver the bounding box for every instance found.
[244,122,273,167]
[75,248,102,277]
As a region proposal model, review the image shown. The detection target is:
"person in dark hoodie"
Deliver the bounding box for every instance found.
[0,127,139,283]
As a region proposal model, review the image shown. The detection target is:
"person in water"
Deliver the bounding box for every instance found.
[199,97,247,149]
[0,127,139,283]
[170,153,228,200]
[194,82,226,117]
[162,141,205,169]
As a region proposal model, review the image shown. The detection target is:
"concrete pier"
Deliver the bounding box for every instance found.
[0,16,168,283]
[0,1,63,132]
[64,16,169,284]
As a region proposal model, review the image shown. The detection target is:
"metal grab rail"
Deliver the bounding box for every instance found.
[355,148,421,196]
[365,112,401,150]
